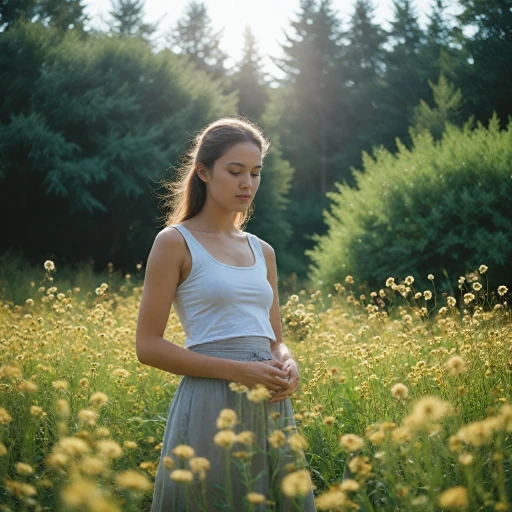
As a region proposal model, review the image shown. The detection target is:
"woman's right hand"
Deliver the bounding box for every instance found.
[235,361,290,391]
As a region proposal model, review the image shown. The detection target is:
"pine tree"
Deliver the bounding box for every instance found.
[108,0,158,45]
[0,0,87,31]
[167,1,227,81]
[272,0,347,278]
[454,0,512,125]
[411,73,463,139]
[420,0,457,81]
[342,0,388,159]
[381,0,428,148]
[274,0,346,196]
[230,25,268,121]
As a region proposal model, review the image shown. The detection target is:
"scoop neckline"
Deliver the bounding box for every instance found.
[176,224,258,270]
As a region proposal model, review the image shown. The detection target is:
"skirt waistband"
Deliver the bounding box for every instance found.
[188,336,274,362]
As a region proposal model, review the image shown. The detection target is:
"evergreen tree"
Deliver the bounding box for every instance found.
[342,0,388,160]
[42,0,87,31]
[0,0,87,31]
[420,0,457,82]
[108,0,158,45]
[167,1,227,81]
[0,22,236,268]
[381,0,428,149]
[272,0,347,278]
[411,73,463,139]
[454,0,512,125]
[230,25,268,121]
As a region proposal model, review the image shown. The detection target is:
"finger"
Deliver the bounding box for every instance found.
[262,359,284,369]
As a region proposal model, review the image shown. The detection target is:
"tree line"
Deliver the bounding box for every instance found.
[0,0,510,290]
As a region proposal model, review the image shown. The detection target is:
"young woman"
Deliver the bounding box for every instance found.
[136,118,316,511]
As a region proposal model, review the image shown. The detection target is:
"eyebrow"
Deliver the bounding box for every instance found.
[227,162,263,170]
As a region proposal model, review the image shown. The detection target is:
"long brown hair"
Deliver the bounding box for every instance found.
[161,117,270,231]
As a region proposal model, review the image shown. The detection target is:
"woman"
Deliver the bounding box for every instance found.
[136,117,316,511]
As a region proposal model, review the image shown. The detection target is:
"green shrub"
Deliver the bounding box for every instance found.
[306,114,512,296]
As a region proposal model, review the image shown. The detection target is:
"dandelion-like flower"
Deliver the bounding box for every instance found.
[287,433,308,452]
[315,488,349,510]
[79,456,108,476]
[423,291,432,300]
[479,265,488,274]
[472,282,482,291]
[268,430,286,449]
[340,479,360,492]
[281,469,312,497]
[16,462,34,475]
[403,396,454,430]
[404,276,414,285]
[247,384,271,402]
[44,260,55,271]
[339,434,364,452]
[78,409,99,427]
[428,274,434,281]
[56,437,90,457]
[438,486,468,510]
[386,277,395,287]
[447,296,457,307]
[458,453,473,466]
[115,470,153,491]
[228,382,248,394]
[170,469,194,483]
[90,392,109,407]
[216,408,238,429]
[391,383,409,400]
[236,431,256,446]
[172,445,195,459]
[52,380,69,391]
[446,356,468,377]
[214,429,237,448]
[345,276,354,284]
[189,457,210,480]
[498,286,508,296]
[463,293,475,304]
[95,439,123,459]
[61,479,100,508]
[247,492,266,504]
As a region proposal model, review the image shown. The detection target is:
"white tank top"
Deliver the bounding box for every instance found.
[170,224,277,349]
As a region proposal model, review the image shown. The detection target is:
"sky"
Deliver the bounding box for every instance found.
[84,0,456,78]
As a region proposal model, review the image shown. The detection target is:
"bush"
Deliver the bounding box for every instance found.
[306,114,512,295]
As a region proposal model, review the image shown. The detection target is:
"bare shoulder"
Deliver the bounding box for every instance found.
[147,226,187,271]
[251,234,275,261]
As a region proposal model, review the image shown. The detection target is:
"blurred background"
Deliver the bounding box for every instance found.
[1,0,511,299]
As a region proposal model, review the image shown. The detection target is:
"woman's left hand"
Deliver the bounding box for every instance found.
[269,359,300,403]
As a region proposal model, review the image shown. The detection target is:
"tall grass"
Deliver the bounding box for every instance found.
[0,257,510,511]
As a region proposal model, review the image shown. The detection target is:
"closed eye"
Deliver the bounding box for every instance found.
[229,171,261,177]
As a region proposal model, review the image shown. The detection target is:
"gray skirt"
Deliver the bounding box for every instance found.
[151,336,317,512]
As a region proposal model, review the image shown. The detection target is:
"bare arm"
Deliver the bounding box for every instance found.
[135,228,289,390]
[259,239,294,364]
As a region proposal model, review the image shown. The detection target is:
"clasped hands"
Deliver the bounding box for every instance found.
[263,358,300,403]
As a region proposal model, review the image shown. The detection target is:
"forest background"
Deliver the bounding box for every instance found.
[0,0,511,299]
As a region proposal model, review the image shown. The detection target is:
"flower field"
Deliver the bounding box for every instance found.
[0,261,511,511]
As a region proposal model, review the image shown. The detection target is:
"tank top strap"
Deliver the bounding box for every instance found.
[171,224,206,260]
[246,233,264,263]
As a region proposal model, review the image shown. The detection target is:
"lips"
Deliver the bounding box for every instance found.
[236,195,251,198]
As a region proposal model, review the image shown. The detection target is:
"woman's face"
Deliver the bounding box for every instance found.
[202,141,262,212]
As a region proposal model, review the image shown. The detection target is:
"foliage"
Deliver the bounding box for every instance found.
[165,0,227,82]
[0,21,236,268]
[306,114,512,294]
[411,73,463,140]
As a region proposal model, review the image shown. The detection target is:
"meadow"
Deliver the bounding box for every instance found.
[0,259,511,511]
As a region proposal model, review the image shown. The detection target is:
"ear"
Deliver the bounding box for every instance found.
[196,163,209,183]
